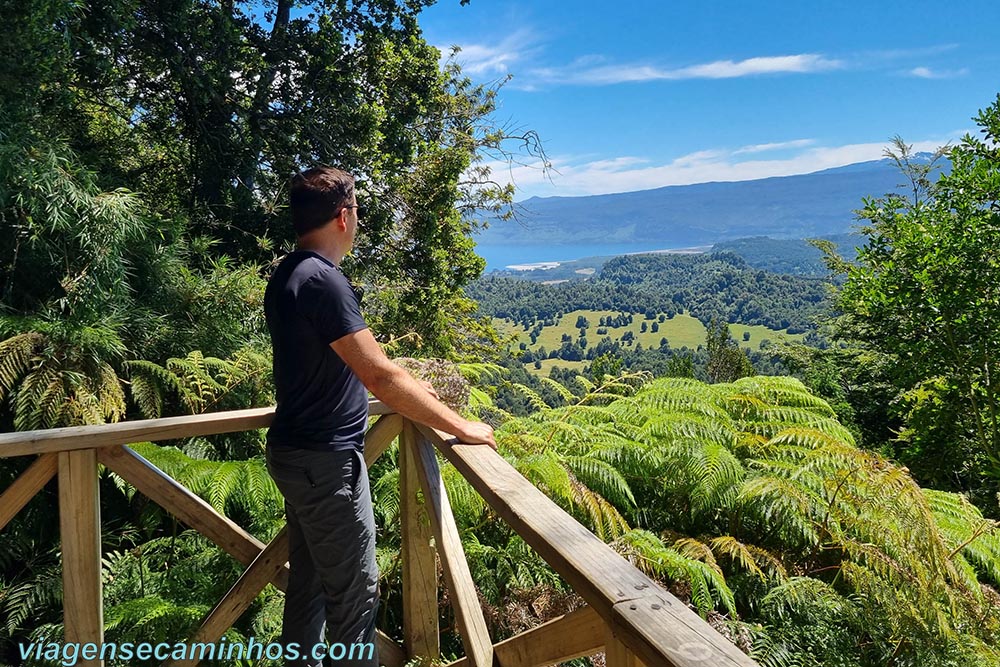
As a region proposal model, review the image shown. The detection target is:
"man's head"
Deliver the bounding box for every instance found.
[289,166,356,238]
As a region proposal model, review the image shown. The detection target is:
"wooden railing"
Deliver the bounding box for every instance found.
[0,401,759,667]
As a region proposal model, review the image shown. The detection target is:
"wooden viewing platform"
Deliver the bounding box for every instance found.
[0,400,759,667]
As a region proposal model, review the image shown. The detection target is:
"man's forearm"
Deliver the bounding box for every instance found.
[367,366,466,435]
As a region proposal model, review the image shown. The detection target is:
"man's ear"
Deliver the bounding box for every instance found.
[335,208,348,231]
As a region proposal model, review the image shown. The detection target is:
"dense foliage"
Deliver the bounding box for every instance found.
[818,98,1000,512]
[470,252,831,334]
[467,275,680,324]
[711,235,859,277]
[0,0,530,662]
[485,375,1000,667]
[4,2,1000,665]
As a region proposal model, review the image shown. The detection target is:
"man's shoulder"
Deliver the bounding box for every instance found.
[271,251,345,291]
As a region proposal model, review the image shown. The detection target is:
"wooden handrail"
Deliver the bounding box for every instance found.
[0,403,760,667]
[0,400,391,458]
[414,424,757,667]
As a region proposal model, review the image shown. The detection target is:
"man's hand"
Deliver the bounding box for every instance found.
[452,420,497,450]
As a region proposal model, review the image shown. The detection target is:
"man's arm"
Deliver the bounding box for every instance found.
[331,329,496,449]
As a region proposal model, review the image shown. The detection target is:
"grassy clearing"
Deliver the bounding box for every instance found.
[730,323,805,350]
[528,359,587,376]
[495,310,805,363]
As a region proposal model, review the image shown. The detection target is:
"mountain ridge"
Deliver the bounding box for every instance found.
[480,156,937,247]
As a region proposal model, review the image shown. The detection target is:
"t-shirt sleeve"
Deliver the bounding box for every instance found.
[296,268,368,344]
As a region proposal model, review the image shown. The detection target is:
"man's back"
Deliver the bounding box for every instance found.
[264,250,369,451]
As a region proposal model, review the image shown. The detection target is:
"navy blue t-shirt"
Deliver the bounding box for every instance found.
[264,251,369,451]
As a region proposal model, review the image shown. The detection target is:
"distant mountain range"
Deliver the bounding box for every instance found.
[477,156,934,247]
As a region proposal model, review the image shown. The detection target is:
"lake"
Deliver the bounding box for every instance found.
[474,242,708,272]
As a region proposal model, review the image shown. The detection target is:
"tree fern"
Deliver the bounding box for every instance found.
[614,529,735,616]
[0,332,42,401]
[925,488,1000,586]
[120,443,283,535]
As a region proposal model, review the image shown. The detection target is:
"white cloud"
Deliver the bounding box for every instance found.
[733,139,816,154]
[438,29,540,76]
[907,66,968,79]
[670,54,843,79]
[440,41,844,88]
[527,54,843,86]
[481,136,960,199]
[860,44,960,61]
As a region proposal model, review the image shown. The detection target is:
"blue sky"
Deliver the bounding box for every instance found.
[417,0,1000,199]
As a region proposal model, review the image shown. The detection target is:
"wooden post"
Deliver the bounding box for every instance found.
[411,437,492,667]
[58,449,104,667]
[605,627,638,667]
[399,420,439,660]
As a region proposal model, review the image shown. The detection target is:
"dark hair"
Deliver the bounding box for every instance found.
[289,166,355,236]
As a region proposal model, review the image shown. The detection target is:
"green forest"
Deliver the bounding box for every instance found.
[3,1,1000,666]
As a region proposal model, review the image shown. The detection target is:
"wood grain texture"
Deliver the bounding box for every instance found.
[0,453,57,531]
[0,400,390,457]
[445,605,604,667]
[58,449,104,667]
[399,421,440,660]
[606,630,639,667]
[410,436,492,667]
[376,632,407,667]
[364,413,402,468]
[414,423,759,667]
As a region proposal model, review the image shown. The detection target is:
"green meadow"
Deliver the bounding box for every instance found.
[495,310,805,373]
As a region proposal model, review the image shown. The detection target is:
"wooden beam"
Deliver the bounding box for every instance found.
[605,629,639,667]
[415,425,759,667]
[377,632,407,667]
[446,606,603,667]
[364,413,402,468]
[0,400,390,458]
[410,434,492,667]
[164,528,290,667]
[97,445,284,583]
[399,421,439,660]
[367,415,407,667]
[58,449,104,667]
[0,453,57,531]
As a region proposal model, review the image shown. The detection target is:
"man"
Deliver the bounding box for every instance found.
[264,166,496,667]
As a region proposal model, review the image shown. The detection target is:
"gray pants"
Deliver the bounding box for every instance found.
[265,446,379,667]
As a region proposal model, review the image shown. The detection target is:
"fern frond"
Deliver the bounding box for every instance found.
[709,535,789,581]
[540,377,576,403]
[456,362,506,383]
[0,332,42,400]
[761,576,849,621]
[503,381,552,412]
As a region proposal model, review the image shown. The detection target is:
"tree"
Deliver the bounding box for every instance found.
[0,3,543,660]
[1,0,543,365]
[826,96,1000,504]
[705,319,754,384]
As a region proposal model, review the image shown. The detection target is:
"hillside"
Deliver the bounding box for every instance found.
[472,252,831,334]
[477,158,932,247]
[485,234,860,282]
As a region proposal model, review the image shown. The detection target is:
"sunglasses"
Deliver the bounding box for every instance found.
[340,204,366,218]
